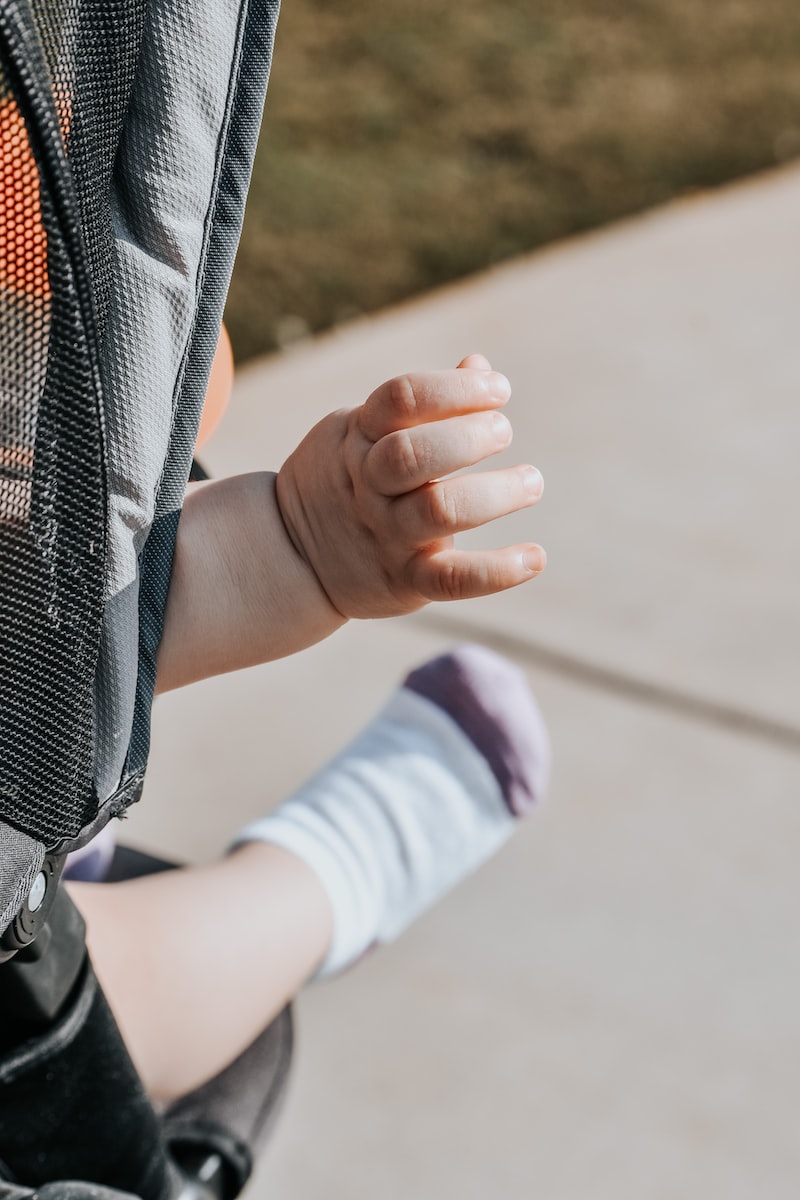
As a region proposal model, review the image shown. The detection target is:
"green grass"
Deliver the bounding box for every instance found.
[225,0,800,362]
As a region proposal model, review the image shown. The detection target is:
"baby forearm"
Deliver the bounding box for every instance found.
[155,471,346,693]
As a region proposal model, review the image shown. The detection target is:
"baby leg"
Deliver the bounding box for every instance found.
[69,840,332,1102]
[72,645,549,1102]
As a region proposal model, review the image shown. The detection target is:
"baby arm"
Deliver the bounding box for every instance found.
[155,356,545,692]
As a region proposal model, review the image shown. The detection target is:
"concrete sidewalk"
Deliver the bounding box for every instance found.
[128,164,800,1197]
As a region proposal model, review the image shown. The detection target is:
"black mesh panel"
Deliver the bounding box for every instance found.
[31,0,147,344]
[0,4,108,843]
[0,0,279,858]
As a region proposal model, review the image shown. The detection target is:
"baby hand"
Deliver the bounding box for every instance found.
[276,356,546,619]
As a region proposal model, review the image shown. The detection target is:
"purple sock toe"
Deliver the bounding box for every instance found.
[403,644,550,816]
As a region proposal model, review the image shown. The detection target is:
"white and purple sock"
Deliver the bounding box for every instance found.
[235,644,550,978]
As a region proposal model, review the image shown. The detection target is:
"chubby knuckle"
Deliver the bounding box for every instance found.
[435,558,469,601]
[382,428,422,482]
[424,482,460,532]
[386,373,419,426]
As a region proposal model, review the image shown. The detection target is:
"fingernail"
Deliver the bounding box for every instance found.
[491,411,512,442]
[523,547,546,573]
[488,372,511,402]
[524,467,544,498]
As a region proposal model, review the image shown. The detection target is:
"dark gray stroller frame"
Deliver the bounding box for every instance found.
[0,2,290,1195]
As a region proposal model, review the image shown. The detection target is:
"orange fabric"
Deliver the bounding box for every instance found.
[0,95,49,300]
[0,93,231,453]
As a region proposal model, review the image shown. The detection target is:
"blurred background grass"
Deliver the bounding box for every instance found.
[225,0,800,363]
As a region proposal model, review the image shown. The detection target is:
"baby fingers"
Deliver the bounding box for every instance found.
[412,544,547,601]
[365,410,514,496]
[359,368,511,441]
[393,464,544,543]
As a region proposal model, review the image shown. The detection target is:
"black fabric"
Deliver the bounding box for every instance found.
[187,458,211,483]
[0,0,280,857]
[31,1183,140,1200]
[1,1164,142,1199]
[31,0,147,346]
[0,960,173,1200]
[103,843,177,883]
[0,2,107,844]
[0,961,174,1200]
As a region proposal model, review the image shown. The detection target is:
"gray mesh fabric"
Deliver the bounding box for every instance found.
[0,2,108,856]
[0,0,280,932]
[0,826,44,938]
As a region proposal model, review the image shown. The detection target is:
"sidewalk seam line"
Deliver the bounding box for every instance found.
[412,613,800,755]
